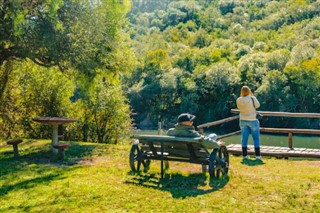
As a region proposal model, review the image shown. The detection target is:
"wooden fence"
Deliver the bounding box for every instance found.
[197,110,320,149]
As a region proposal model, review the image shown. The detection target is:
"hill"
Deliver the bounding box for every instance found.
[125,0,320,129]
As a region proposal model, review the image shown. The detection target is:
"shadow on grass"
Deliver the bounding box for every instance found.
[125,172,229,198]
[0,141,97,179]
[241,158,265,166]
[0,141,101,197]
[0,173,62,196]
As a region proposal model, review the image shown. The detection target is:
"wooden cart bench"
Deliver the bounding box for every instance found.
[129,135,229,179]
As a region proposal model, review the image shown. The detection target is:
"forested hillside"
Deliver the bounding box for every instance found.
[124,0,320,131]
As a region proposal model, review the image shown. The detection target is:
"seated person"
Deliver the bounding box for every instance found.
[167,113,223,149]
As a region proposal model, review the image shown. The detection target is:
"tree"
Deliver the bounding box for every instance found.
[256,70,291,128]
[0,0,135,142]
[0,0,130,99]
[238,52,268,88]
[265,49,290,71]
[191,28,211,48]
[125,0,320,130]
[284,58,320,113]
[79,74,131,143]
[288,40,320,65]
[190,62,240,123]
[0,60,75,138]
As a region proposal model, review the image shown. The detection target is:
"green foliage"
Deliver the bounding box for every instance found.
[0,60,75,139]
[125,0,320,130]
[234,44,251,58]
[0,0,129,78]
[257,57,320,128]
[2,0,320,137]
[289,40,320,65]
[127,62,181,126]
[265,49,291,71]
[0,0,134,142]
[173,48,195,72]
[238,52,268,88]
[193,46,222,66]
[284,58,320,112]
[218,0,242,15]
[256,70,291,127]
[77,74,131,144]
[191,28,211,48]
[191,62,240,122]
[145,49,171,69]
[129,0,202,31]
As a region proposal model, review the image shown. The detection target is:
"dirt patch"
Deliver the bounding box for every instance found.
[77,157,111,166]
[164,161,204,174]
[295,161,320,168]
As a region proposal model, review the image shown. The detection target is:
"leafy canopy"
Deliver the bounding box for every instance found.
[0,0,129,75]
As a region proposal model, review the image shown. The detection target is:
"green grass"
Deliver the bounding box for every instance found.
[0,139,319,212]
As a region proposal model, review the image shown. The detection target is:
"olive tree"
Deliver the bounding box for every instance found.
[0,0,134,141]
[0,0,130,100]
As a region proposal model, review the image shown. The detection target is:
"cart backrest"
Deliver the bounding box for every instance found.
[133,135,210,160]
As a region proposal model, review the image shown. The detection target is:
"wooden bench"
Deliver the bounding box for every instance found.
[130,135,229,179]
[53,144,69,159]
[7,139,23,157]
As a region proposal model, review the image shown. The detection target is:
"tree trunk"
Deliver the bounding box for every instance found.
[0,59,13,101]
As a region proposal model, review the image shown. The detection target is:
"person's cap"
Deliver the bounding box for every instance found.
[178,113,196,123]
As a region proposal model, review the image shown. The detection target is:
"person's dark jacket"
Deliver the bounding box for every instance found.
[167,124,201,137]
[167,124,219,149]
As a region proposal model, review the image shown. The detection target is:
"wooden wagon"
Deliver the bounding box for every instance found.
[129,135,229,179]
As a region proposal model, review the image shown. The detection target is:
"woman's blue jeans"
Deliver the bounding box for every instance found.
[239,120,260,147]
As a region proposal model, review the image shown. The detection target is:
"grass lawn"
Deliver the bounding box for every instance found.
[0,139,319,212]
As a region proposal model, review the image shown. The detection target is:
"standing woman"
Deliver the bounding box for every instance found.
[236,86,262,160]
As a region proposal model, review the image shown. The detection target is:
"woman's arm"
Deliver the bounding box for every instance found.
[252,96,260,108]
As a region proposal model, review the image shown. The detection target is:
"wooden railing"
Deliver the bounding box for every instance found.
[197,115,239,129]
[197,110,320,149]
[197,116,242,139]
[230,109,320,118]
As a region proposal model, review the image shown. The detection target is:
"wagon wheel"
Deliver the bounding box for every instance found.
[218,145,229,176]
[129,141,142,172]
[208,149,219,179]
[142,159,151,172]
[209,146,229,179]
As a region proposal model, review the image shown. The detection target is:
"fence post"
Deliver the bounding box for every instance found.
[288,132,293,150]
[158,122,162,135]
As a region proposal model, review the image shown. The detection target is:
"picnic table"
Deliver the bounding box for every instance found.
[33,117,76,154]
[129,135,229,179]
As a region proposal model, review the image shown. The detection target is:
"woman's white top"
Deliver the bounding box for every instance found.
[236,96,260,120]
